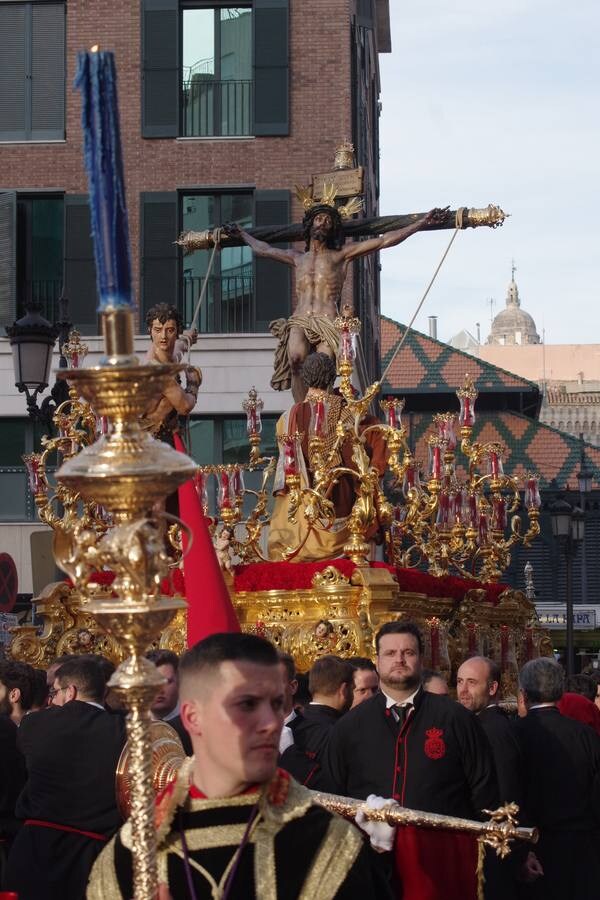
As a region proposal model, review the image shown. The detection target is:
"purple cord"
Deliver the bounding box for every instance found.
[179,810,199,900]
[178,802,260,900]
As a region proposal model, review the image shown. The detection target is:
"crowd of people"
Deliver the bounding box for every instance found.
[0,627,599,899]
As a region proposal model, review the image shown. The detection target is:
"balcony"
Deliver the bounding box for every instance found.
[183,272,254,333]
[19,279,62,322]
[181,78,252,137]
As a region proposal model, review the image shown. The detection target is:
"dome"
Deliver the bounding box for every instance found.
[486,274,540,345]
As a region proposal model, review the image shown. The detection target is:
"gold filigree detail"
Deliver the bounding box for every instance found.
[311,567,350,588]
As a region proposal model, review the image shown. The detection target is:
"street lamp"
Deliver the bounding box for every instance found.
[549,496,585,678]
[6,296,72,431]
[577,436,593,605]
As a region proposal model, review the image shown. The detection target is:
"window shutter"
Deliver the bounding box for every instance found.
[64,195,98,335]
[357,0,374,27]
[253,0,289,136]
[141,0,179,138]
[31,3,65,140]
[254,190,290,331]
[0,193,17,330]
[140,192,178,322]
[0,5,27,141]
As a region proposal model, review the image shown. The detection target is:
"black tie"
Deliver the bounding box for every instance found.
[396,703,412,728]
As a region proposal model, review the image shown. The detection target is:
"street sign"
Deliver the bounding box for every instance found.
[536,605,598,630]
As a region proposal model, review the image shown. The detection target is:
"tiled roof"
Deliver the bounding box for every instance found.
[380,316,539,394]
[408,411,600,489]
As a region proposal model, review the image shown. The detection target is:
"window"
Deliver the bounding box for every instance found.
[140,188,290,331]
[0,418,46,522]
[0,2,65,141]
[181,6,252,137]
[16,195,63,320]
[0,192,63,329]
[141,0,289,139]
[181,191,253,332]
[188,415,278,516]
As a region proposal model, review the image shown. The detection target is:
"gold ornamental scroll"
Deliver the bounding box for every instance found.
[311,791,538,857]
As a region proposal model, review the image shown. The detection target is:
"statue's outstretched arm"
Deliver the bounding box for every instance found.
[224,222,298,267]
[340,208,449,261]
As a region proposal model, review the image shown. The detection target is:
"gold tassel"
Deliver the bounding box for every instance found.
[476,839,486,900]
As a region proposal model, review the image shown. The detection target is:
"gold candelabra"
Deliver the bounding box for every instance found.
[22,330,109,542]
[386,374,541,581]
[52,307,196,899]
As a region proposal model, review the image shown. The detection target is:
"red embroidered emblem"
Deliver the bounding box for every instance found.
[424,727,446,760]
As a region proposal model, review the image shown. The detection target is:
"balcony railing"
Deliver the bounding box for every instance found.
[183,273,254,333]
[181,78,252,137]
[19,279,62,322]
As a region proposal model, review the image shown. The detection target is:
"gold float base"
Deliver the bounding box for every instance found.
[10,565,552,694]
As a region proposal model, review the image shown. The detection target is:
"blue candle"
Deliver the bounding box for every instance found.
[75,49,133,310]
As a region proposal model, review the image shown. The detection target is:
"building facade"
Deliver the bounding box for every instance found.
[0,0,391,591]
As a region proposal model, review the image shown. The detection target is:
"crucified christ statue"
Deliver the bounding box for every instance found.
[225,204,447,401]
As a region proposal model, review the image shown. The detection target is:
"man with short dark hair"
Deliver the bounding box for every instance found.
[278,651,300,753]
[422,668,449,696]
[0,661,35,725]
[280,655,354,788]
[146,649,193,755]
[143,302,201,441]
[349,657,379,708]
[3,657,126,900]
[457,656,524,899]
[322,621,498,898]
[88,633,386,899]
[516,657,600,898]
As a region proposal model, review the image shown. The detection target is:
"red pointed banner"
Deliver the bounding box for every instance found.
[173,435,240,645]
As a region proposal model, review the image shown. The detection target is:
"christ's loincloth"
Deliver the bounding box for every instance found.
[269,314,340,392]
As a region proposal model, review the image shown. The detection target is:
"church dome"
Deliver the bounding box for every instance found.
[486,273,540,345]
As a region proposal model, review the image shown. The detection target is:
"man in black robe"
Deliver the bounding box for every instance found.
[280,655,353,788]
[3,656,126,900]
[321,621,498,900]
[516,657,600,900]
[88,633,389,899]
[457,655,525,899]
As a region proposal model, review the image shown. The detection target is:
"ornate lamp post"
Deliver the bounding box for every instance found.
[7,293,72,431]
[549,497,585,677]
[577,437,593,605]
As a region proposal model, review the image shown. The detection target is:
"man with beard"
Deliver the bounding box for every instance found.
[88,633,388,899]
[226,206,444,401]
[457,656,528,898]
[0,661,34,725]
[0,665,28,874]
[322,622,498,900]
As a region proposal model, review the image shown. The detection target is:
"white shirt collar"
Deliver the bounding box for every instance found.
[382,687,420,709]
[84,701,106,711]
[529,702,557,710]
[284,709,297,726]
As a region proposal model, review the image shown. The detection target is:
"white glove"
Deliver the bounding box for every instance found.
[354,794,398,853]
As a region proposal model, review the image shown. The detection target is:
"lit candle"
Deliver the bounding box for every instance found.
[218,471,231,509]
[283,439,297,476]
[75,49,133,309]
[311,399,326,438]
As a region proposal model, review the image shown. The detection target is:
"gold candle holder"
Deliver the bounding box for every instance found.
[54,306,196,900]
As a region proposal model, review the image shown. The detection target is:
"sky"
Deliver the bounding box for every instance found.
[377,1,600,345]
